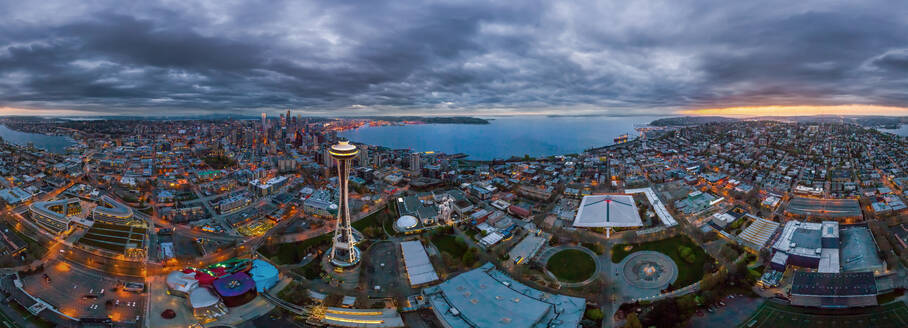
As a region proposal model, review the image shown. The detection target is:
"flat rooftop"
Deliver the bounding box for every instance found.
[839,226,884,273]
[93,195,133,218]
[787,197,862,219]
[424,263,584,328]
[773,221,838,259]
[508,234,547,264]
[791,271,877,296]
[400,240,438,286]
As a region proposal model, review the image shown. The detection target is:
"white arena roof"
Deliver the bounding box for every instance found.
[572,195,642,228]
[400,240,439,286]
[395,215,418,231]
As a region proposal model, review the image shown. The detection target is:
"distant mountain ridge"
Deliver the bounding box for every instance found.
[649,116,739,126]
[650,115,907,128]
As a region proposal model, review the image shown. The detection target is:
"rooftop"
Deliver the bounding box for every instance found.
[787,197,862,219]
[790,271,877,296]
[773,221,838,259]
[839,226,884,273]
[423,263,584,328]
[400,240,438,286]
[737,215,780,249]
[572,194,641,228]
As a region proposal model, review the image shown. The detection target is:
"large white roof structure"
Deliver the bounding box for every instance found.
[395,215,418,232]
[625,187,678,226]
[423,263,585,328]
[737,215,780,249]
[400,240,439,286]
[189,287,221,309]
[572,194,642,228]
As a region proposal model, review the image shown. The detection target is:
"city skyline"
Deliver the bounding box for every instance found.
[0,1,907,327]
[2,1,908,117]
[0,106,903,327]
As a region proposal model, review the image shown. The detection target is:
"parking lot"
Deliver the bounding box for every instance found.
[364,241,408,298]
[689,295,762,328]
[21,260,146,324]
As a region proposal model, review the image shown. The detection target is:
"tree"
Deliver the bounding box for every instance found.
[624,313,643,328]
[676,294,698,319]
[700,268,726,291]
[678,246,696,264]
[462,248,478,267]
[700,289,718,305]
[585,308,604,321]
[643,298,679,328]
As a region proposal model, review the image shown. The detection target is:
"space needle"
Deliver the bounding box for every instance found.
[327,140,361,267]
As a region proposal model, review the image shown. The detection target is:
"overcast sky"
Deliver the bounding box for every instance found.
[1,0,908,116]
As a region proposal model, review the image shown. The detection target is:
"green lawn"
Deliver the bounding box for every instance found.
[352,206,387,231]
[382,215,398,236]
[291,253,324,280]
[431,234,468,258]
[877,289,905,305]
[263,207,390,265]
[463,228,478,241]
[738,301,908,328]
[260,233,332,265]
[354,206,391,239]
[13,229,47,258]
[611,235,711,287]
[581,242,605,255]
[546,249,596,283]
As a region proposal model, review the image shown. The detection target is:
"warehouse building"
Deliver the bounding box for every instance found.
[790,271,877,308]
[839,225,885,274]
[771,221,840,273]
[786,197,862,221]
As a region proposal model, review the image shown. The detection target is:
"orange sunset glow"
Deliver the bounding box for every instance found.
[679,104,908,117]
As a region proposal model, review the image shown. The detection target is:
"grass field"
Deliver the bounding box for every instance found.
[738,301,908,328]
[431,234,468,258]
[877,289,905,305]
[353,206,393,239]
[260,233,332,265]
[611,235,710,287]
[291,253,324,280]
[13,229,47,258]
[546,249,596,283]
[352,207,387,231]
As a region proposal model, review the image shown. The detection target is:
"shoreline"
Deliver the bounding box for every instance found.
[0,124,78,154]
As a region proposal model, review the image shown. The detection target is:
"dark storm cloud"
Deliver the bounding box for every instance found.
[0,0,907,115]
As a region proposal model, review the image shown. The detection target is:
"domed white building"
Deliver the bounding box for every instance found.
[189,287,227,321]
[394,215,419,232]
